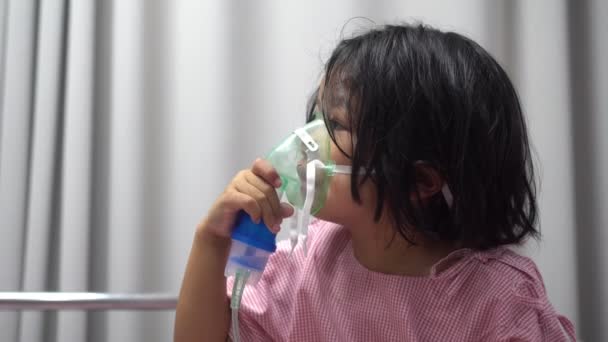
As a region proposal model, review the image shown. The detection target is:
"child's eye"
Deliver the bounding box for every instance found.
[327,119,348,132]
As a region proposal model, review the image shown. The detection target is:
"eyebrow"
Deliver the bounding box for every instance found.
[313,86,348,121]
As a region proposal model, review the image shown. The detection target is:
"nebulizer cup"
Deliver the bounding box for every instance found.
[225,118,338,342]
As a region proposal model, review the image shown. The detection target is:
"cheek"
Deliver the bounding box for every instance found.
[315,175,352,222]
[329,132,353,165]
[330,142,351,166]
[314,135,380,224]
[315,172,380,226]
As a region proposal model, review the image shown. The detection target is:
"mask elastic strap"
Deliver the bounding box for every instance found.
[441,183,453,208]
[332,165,352,174]
[288,209,299,255]
[288,128,321,255]
[299,160,322,256]
[288,160,322,256]
[333,164,454,208]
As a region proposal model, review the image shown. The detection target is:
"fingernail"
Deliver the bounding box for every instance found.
[272,224,281,233]
[274,178,282,187]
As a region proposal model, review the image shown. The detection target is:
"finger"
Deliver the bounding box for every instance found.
[222,190,262,224]
[244,171,282,223]
[234,179,277,228]
[251,158,281,188]
[266,203,295,234]
[267,223,281,234]
[280,202,295,218]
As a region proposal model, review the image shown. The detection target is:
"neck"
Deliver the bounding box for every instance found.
[348,219,458,277]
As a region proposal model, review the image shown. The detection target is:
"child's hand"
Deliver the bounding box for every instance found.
[197,158,294,241]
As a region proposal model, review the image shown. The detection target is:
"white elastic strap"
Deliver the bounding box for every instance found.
[299,160,321,256]
[288,160,321,256]
[288,127,321,255]
[332,165,352,174]
[441,183,453,208]
[334,164,454,209]
[332,165,373,175]
[288,209,299,255]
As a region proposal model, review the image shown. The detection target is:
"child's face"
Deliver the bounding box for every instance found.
[313,96,381,229]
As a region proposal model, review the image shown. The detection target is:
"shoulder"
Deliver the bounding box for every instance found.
[447,247,552,312]
[445,247,576,341]
[435,247,543,295]
[475,248,546,298]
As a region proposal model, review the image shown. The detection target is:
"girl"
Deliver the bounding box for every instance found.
[174,23,576,341]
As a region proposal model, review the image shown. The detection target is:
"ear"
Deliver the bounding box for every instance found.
[411,162,444,200]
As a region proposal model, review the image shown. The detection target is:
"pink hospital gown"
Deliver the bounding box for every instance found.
[227,219,575,341]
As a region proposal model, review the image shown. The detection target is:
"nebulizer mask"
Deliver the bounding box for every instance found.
[224,117,351,341]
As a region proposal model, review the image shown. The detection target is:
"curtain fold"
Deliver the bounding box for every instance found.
[52,0,96,341]
[19,0,67,340]
[569,0,608,341]
[0,0,39,340]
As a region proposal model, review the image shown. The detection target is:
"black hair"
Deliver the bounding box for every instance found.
[307,23,539,250]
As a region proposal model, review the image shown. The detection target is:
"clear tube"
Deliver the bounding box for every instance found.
[230,268,250,342]
[231,307,240,342]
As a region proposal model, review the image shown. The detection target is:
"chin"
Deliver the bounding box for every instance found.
[313,204,347,226]
[312,205,333,222]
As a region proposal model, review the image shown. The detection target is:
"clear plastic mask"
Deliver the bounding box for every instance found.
[266,118,336,215]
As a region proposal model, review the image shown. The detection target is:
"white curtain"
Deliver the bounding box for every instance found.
[0,0,605,341]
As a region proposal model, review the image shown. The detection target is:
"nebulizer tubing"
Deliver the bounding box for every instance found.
[230,268,250,342]
[226,210,278,342]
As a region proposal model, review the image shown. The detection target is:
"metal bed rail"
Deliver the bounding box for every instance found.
[0,292,177,311]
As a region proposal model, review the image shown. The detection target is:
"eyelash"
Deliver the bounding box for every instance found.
[312,108,348,132]
[327,119,347,132]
